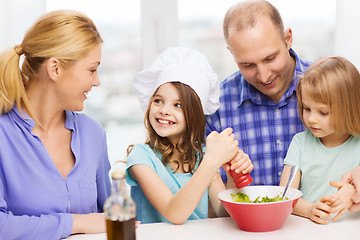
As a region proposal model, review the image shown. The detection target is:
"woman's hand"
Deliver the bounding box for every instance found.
[71,213,106,234]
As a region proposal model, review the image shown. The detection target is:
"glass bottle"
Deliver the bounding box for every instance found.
[104,170,136,240]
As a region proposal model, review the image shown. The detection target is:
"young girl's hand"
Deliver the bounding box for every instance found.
[222,149,253,174]
[205,128,239,167]
[329,181,356,222]
[308,195,335,224]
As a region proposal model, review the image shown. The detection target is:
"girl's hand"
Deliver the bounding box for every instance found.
[205,128,239,166]
[308,195,335,224]
[222,149,253,174]
[329,181,356,221]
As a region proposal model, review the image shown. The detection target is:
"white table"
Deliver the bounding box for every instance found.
[66,211,360,240]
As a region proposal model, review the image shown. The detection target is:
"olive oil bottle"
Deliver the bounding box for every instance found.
[104,170,136,240]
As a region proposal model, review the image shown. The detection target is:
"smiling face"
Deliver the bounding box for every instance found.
[56,44,101,111]
[227,17,295,103]
[148,83,187,145]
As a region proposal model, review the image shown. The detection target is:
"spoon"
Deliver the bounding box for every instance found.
[282,165,298,199]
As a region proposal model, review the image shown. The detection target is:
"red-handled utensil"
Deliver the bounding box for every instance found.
[228,163,253,188]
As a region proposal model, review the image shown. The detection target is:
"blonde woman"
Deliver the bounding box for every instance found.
[0,10,110,239]
[280,56,360,224]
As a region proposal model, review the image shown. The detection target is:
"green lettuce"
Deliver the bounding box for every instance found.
[231,192,288,203]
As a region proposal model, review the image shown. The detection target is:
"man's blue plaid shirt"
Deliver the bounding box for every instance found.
[206,49,311,185]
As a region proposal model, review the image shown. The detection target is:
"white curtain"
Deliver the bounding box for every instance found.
[0,0,46,52]
[335,0,360,69]
[140,0,179,68]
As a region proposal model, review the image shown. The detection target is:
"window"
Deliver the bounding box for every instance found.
[44,0,336,164]
[178,0,336,81]
[47,0,145,164]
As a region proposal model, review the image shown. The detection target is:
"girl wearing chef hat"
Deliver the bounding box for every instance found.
[126,47,253,224]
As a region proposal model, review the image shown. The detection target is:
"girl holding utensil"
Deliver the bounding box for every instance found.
[280,56,360,224]
[126,47,253,224]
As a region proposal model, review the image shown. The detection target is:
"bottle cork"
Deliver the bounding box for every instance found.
[111,169,125,179]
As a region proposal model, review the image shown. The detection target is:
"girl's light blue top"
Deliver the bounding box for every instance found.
[284,130,360,203]
[126,144,208,224]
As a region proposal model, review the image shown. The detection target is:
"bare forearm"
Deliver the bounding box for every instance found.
[164,158,220,224]
[71,213,106,234]
[293,196,334,224]
[291,198,312,219]
[208,174,228,217]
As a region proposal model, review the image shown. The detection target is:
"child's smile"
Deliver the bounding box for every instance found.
[149,83,186,144]
[157,118,175,125]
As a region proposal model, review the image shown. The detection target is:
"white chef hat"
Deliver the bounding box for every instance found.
[132,47,219,115]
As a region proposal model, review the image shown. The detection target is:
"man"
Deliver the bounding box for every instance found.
[206,0,311,185]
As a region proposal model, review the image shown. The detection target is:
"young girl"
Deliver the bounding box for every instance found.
[126,47,253,224]
[280,56,360,224]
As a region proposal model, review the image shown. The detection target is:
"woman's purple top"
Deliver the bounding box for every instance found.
[0,107,111,239]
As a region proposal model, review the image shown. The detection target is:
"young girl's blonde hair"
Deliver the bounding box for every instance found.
[297,56,360,136]
[0,10,103,119]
